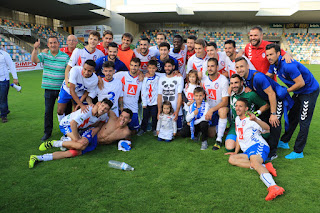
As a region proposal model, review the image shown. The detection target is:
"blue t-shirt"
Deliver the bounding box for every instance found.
[95,56,128,77]
[245,69,288,101]
[156,55,179,73]
[268,55,319,94]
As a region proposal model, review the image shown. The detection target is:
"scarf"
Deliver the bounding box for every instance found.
[190,100,206,140]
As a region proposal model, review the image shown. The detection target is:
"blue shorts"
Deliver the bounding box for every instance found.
[244,143,270,162]
[58,87,73,104]
[209,111,219,127]
[226,125,236,141]
[59,125,72,135]
[81,129,98,155]
[58,87,81,104]
[128,113,140,131]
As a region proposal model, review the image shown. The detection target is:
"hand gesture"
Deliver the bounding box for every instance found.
[247,111,256,121]
[34,39,40,50]
[194,108,199,116]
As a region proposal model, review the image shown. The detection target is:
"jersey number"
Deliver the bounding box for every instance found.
[238,128,244,140]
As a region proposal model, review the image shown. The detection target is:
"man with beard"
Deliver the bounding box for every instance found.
[224,40,255,78]
[240,26,292,81]
[158,59,184,130]
[226,74,269,152]
[202,58,229,150]
[235,57,293,160]
[114,58,143,134]
[200,42,227,80]
[186,35,197,63]
[169,35,187,78]
[96,30,114,56]
[266,43,319,159]
[134,37,157,74]
[95,42,128,77]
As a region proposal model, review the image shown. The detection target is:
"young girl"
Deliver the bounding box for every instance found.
[156,101,177,142]
[183,70,201,111]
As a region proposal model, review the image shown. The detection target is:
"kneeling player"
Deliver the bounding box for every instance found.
[225,98,284,201]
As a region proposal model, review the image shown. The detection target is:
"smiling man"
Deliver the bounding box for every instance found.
[96,30,114,56]
[134,37,157,74]
[31,36,70,141]
[117,33,136,69]
[57,59,99,122]
[265,43,319,159]
[95,42,128,77]
[169,35,187,78]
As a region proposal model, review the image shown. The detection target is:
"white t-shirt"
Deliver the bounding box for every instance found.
[183,83,199,102]
[141,74,161,107]
[89,78,123,117]
[149,45,160,57]
[169,44,187,78]
[60,106,109,129]
[158,75,184,116]
[114,71,142,113]
[225,55,256,78]
[201,52,227,80]
[187,53,210,75]
[133,49,158,74]
[235,116,269,152]
[62,66,98,96]
[156,113,177,140]
[202,74,229,109]
[68,47,104,67]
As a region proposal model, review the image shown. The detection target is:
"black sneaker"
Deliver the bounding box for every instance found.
[212,141,222,151]
[1,117,8,123]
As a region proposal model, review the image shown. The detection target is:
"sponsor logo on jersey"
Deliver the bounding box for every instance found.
[207,89,216,100]
[127,84,138,95]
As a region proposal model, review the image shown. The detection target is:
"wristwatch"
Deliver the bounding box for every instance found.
[270,112,276,115]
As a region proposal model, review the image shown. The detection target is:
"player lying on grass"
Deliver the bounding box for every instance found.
[225,98,284,201]
[29,99,112,168]
[97,108,133,145]
[59,98,113,141]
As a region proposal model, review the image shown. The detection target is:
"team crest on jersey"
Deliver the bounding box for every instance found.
[127,84,138,95]
[214,83,219,89]
[220,61,225,66]
[181,51,185,56]
[93,55,97,61]
[147,55,151,60]
[242,120,246,126]
[262,53,265,58]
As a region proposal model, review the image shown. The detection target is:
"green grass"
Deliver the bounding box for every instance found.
[1,65,320,212]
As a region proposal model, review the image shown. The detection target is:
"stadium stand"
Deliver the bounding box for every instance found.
[285,33,320,61]
[0,18,67,47]
[204,32,245,50]
[0,34,31,62]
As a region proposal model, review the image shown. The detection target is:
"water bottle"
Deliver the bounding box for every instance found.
[108,160,134,171]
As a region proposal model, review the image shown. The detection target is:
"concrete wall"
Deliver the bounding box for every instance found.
[125,18,139,36]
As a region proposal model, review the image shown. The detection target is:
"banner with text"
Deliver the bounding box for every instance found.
[15,61,42,72]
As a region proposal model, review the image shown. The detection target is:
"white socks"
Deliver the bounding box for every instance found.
[53,140,63,148]
[37,154,53,161]
[57,113,65,122]
[260,173,276,188]
[217,118,228,142]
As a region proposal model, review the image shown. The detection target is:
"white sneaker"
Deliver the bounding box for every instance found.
[201,141,208,150]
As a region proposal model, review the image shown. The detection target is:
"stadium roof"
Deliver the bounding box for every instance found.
[115,0,320,23]
[1,0,110,21]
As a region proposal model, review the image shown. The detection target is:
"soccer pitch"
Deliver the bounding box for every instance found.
[1,65,320,212]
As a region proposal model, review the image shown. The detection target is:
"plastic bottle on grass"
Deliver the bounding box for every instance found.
[108,160,134,171]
